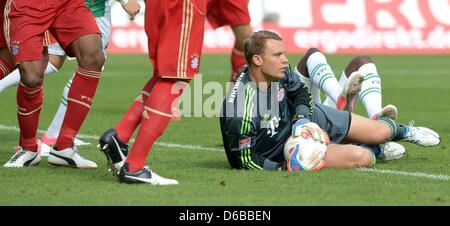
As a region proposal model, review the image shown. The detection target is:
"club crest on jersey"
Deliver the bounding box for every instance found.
[239,138,252,149]
[278,87,285,101]
[190,54,199,69]
[11,41,19,56]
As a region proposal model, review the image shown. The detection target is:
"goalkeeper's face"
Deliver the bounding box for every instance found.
[259,39,289,80]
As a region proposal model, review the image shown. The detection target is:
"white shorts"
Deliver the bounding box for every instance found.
[48,15,112,58]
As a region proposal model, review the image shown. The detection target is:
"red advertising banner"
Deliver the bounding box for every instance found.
[108,0,450,54]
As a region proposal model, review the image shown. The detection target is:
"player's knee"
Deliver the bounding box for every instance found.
[78,49,105,70]
[19,69,44,87]
[296,48,322,77]
[353,148,374,168]
[345,56,373,77]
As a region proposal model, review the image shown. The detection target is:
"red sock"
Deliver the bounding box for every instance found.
[230,47,247,82]
[125,77,187,172]
[115,76,158,143]
[0,57,14,79]
[17,83,44,151]
[55,67,101,150]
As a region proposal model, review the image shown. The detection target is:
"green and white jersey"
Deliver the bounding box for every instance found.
[85,0,111,18]
[220,65,313,171]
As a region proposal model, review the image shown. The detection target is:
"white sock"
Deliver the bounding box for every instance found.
[306,52,342,104]
[45,76,73,139]
[0,62,59,93]
[294,67,321,103]
[358,63,382,118]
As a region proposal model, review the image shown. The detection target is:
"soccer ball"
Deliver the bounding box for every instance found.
[283,131,327,171]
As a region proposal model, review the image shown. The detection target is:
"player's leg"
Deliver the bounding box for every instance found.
[47,0,104,168]
[295,49,322,103]
[99,77,156,174]
[345,113,440,147]
[230,24,252,82]
[118,0,206,185]
[206,0,251,82]
[3,0,51,167]
[40,14,112,156]
[324,144,375,169]
[344,56,384,119]
[0,53,61,93]
[0,1,14,80]
[0,48,14,80]
[298,48,364,110]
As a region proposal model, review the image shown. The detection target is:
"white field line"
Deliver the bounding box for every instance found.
[357,168,450,181]
[0,124,223,152]
[1,124,448,180]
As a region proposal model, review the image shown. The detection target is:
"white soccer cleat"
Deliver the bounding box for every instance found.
[336,72,364,112]
[371,104,398,120]
[48,146,97,169]
[400,123,441,147]
[39,133,90,157]
[378,142,405,161]
[4,147,41,167]
[119,164,178,185]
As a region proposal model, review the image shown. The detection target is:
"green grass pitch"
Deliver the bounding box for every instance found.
[0,54,449,206]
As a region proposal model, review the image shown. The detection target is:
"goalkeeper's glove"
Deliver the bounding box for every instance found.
[292,118,327,144]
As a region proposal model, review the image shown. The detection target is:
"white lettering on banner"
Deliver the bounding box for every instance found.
[108,0,450,54]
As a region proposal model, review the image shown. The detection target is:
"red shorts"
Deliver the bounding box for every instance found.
[145,0,206,79]
[5,0,100,64]
[0,0,7,48]
[207,0,250,29]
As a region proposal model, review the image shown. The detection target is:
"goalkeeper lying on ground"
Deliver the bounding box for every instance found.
[219,30,440,171]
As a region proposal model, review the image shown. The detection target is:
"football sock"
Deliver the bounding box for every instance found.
[306,52,341,104]
[0,57,13,80]
[55,67,101,150]
[45,76,73,139]
[17,82,44,151]
[377,117,407,141]
[323,71,348,108]
[0,62,58,93]
[358,63,382,119]
[126,77,187,173]
[295,66,321,104]
[230,47,247,82]
[115,76,158,143]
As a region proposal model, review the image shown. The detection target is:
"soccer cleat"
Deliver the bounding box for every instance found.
[99,128,129,174]
[400,123,441,147]
[118,163,179,185]
[336,72,364,112]
[39,133,90,157]
[371,104,398,120]
[377,142,405,161]
[48,146,97,168]
[4,147,41,167]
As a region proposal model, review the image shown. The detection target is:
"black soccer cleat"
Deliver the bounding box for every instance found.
[98,128,129,175]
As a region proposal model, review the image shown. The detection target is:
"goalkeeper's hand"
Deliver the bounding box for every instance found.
[292,118,327,144]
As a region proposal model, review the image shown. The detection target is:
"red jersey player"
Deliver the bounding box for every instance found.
[4,0,105,168]
[99,0,207,185]
[207,0,253,82]
[0,0,14,80]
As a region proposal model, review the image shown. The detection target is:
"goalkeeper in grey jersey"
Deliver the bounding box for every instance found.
[219,30,441,171]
